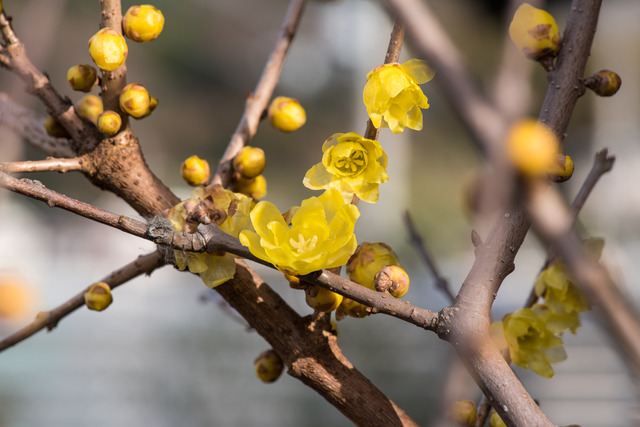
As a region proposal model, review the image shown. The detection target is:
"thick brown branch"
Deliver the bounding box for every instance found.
[212,0,307,188]
[0,251,166,352]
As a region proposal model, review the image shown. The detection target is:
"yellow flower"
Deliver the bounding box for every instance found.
[509,3,560,60]
[493,304,567,378]
[169,186,254,288]
[239,189,359,276]
[303,132,389,203]
[363,59,434,134]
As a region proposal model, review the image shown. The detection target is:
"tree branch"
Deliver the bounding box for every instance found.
[212,0,307,188]
[0,157,85,173]
[0,251,166,352]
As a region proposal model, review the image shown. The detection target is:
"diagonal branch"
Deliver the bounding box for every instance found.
[0,251,166,352]
[212,0,307,188]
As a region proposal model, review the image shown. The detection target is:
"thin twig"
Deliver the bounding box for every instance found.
[212,0,307,188]
[98,0,128,124]
[0,11,101,154]
[0,171,439,331]
[403,210,455,303]
[0,157,85,173]
[0,251,166,352]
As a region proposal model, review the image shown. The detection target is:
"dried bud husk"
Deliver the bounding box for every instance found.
[67,64,99,92]
[84,282,113,311]
[447,400,477,426]
[584,69,622,97]
[76,94,104,124]
[233,146,266,179]
[97,110,122,136]
[268,96,306,133]
[304,285,343,312]
[546,153,574,183]
[374,264,410,298]
[254,349,284,383]
[181,155,211,186]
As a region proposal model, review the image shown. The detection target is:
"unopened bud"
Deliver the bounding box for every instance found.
[489,410,507,427]
[88,28,128,71]
[304,285,343,312]
[43,116,70,138]
[336,297,370,320]
[374,264,410,298]
[285,273,306,290]
[254,349,284,383]
[584,70,622,97]
[181,155,211,186]
[234,175,267,200]
[509,3,560,63]
[268,96,306,133]
[84,282,113,311]
[447,400,477,426]
[346,242,400,290]
[76,94,104,124]
[123,5,165,43]
[119,83,151,118]
[67,64,99,92]
[233,146,266,179]
[506,119,559,176]
[546,154,574,183]
[97,110,122,136]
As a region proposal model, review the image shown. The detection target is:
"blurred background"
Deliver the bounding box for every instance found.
[0,0,639,425]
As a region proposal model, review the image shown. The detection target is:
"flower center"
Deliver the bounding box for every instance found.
[289,233,318,254]
[334,149,367,176]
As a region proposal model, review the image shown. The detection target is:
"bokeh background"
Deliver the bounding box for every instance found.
[1,0,639,425]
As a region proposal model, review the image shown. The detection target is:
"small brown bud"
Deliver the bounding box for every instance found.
[584,69,622,97]
[374,265,410,298]
[254,349,284,383]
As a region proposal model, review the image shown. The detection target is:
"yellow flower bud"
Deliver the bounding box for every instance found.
[76,94,104,124]
[67,64,99,92]
[119,83,151,118]
[84,282,113,311]
[97,110,122,136]
[268,96,306,133]
[336,297,370,320]
[489,410,507,427]
[546,154,574,183]
[235,174,267,200]
[123,5,165,43]
[506,119,559,176]
[254,349,284,383]
[181,155,211,186]
[346,242,400,290]
[233,146,266,179]
[43,116,70,138]
[88,28,128,71]
[305,285,343,312]
[447,400,477,426]
[509,3,560,61]
[374,264,410,298]
[0,276,34,320]
[584,69,622,97]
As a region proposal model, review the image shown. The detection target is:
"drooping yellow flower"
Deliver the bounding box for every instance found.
[509,3,560,60]
[303,132,389,203]
[363,59,434,134]
[493,304,567,378]
[239,189,359,276]
[168,186,254,288]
